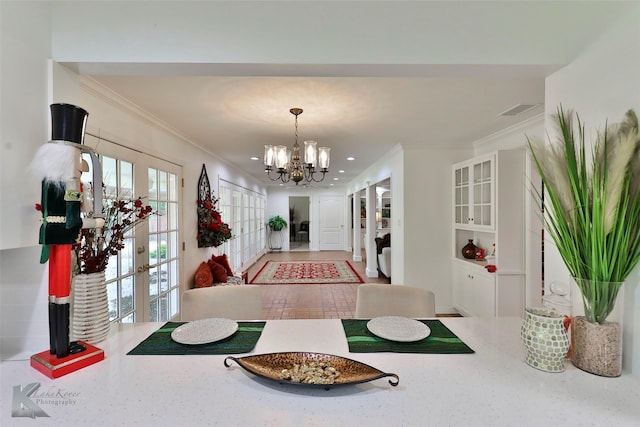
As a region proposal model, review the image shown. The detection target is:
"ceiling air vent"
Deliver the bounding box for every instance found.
[499,104,540,117]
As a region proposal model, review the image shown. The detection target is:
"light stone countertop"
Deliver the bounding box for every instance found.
[1,317,638,426]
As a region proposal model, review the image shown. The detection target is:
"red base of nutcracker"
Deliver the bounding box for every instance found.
[30,341,104,379]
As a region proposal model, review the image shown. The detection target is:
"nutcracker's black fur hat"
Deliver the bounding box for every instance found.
[50,103,88,145]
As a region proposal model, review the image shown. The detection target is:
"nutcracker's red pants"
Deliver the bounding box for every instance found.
[48,244,71,358]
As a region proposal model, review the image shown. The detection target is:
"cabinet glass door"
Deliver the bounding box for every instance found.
[454,166,470,225]
[472,160,493,227]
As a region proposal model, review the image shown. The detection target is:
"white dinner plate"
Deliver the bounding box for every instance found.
[366,316,431,342]
[171,318,238,345]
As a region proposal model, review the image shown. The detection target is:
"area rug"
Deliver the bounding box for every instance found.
[249,260,364,284]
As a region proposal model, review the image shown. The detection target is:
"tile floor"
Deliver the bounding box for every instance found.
[245,250,388,320]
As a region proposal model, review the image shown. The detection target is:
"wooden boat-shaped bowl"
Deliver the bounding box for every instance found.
[224,352,399,390]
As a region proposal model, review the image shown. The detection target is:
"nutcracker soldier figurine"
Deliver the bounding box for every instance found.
[30,103,105,378]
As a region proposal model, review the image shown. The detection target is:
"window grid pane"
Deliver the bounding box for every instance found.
[147,169,180,323]
[159,171,168,201]
[148,201,158,233]
[219,183,266,274]
[149,265,160,297]
[121,276,134,314]
[102,156,139,324]
[148,233,159,265]
[120,161,134,196]
[107,281,118,321]
[169,174,178,202]
[120,238,134,276]
[170,288,179,318]
[148,168,158,200]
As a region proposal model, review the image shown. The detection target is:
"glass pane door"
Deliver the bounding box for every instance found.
[231,188,242,273]
[472,160,493,227]
[218,181,266,274]
[454,165,470,225]
[83,135,182,323]
[100,156,137,323]
[146,166,180,322]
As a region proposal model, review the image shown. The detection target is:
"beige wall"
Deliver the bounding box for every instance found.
[0,2,52,251]
[401,147,469,312]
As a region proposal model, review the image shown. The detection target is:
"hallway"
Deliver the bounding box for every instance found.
[245,250,387,320]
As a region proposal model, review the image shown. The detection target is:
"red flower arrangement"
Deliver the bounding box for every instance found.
[197,196,232,248]
[75,195,155,274]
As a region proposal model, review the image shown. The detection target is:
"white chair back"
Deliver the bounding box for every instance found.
[354,284,435,319]
[181,285,263,321]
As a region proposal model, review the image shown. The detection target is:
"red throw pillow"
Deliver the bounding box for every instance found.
[211,253,234,277]
[194,262,213,288]
[207,259,228,284]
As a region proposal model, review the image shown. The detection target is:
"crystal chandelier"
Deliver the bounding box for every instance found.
[263,108,330,185]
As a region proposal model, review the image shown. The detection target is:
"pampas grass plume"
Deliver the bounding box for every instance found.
[603,118,638,233]
[529,133,574,226]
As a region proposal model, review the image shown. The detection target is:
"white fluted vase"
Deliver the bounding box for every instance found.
[71,271,110,344]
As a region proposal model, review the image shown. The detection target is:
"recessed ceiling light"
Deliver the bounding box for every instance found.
[333,177,339,181]
[347,157,355,161]
[330,183,334,186]
[339,170,345,173]
[250,156,259,161]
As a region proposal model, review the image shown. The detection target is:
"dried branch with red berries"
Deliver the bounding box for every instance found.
[75,197,155,274]
[197,196,232,248]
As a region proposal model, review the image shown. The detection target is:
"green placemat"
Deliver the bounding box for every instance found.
[341,319,475,354]
[127,321,266,355]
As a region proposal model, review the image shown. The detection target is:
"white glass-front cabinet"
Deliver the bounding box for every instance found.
[453,154,494,230]
[451,150,526,318]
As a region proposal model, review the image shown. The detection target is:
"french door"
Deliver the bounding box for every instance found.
[83,135,182,323]
[219,180,265,273]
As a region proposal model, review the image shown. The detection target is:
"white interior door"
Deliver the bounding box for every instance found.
[318,195,345,250]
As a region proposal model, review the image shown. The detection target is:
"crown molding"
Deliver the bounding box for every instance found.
[473,113,544,149]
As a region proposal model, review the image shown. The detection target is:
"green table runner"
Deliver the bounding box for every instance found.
[127,321,266,355]
[341,319,474,354]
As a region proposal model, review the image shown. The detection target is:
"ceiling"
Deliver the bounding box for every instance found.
[64,2,632,189]
[87,71,545,188]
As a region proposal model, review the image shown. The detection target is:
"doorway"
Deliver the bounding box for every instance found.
[289,196,310,251]
[318,195,346,251]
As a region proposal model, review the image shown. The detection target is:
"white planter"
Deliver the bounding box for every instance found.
[71,271,110,344]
